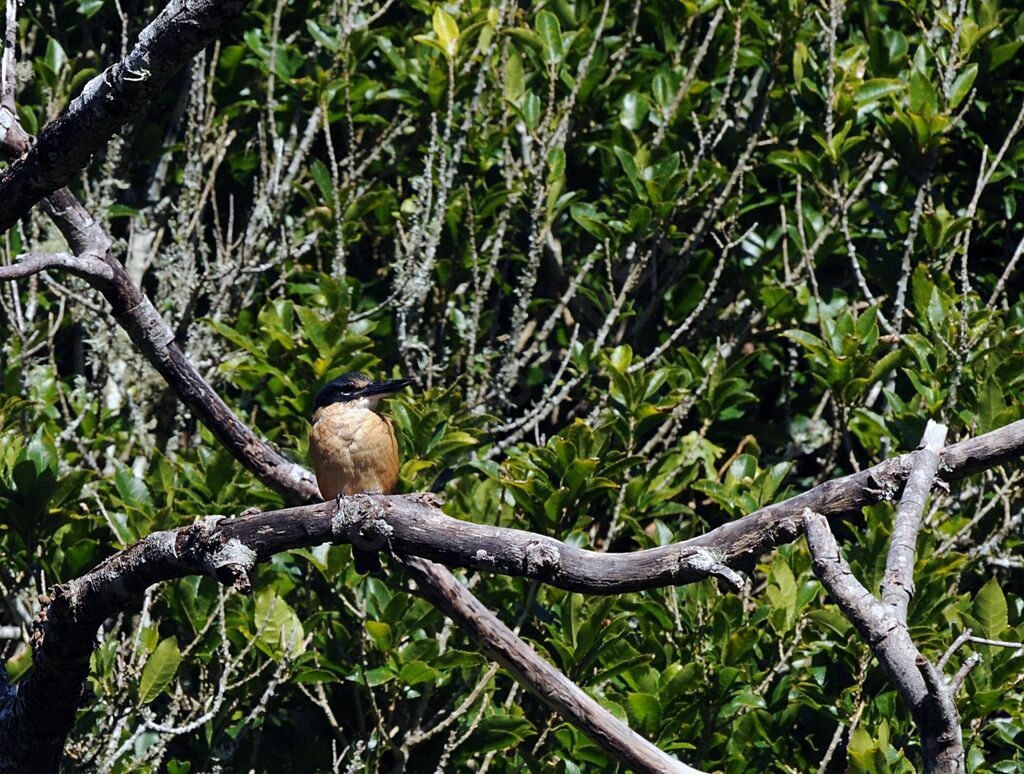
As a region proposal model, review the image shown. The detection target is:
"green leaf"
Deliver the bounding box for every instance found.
[570,202,611,240]
[399,660,441,685]
[504,52,525,102]
[854,78,906,105]
[784,329,827,354]
[306,20,339,52]
[613,147,644,198]
[652,72,675,108]
[792,41,807,81]
[766,556,797,632]
[536,10,564,66]
[76,0,105,17]
[978,379,1005,432]
[627,692,661,733]
[365,620,393,651]
[620,92,649,131]
[974,579,1008,637]
[106,204,142,219]
[412,34,449,57]
[45,38,68,76]
[113,462,153,510]
[909,69,937,115]
[867,348,905,384]
[432,7,460,59]
[138,637,180,704]
[255,589,306,656]
[293,667,341,684]
[991,40,1023,71]
[521,91,542,130]
[363,665,395,686]
[947,63,977,110]
[505,27,543,53]
[461,714,536,754]
[926,286,947,331]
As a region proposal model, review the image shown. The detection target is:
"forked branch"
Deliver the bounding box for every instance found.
[803,420,971,773]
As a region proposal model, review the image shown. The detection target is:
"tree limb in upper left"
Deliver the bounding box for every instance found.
[0,0,250,233]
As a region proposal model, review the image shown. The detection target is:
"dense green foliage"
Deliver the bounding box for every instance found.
[2,0,1024,770]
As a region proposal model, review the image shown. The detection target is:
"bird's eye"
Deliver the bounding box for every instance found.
[339,384,356,394]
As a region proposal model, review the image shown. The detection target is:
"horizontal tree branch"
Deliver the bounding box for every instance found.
[0,251,113,282]
[13,403,1017,771]
[0,0,248,232]
[8,416,1014,619]
[680,416,1024,573]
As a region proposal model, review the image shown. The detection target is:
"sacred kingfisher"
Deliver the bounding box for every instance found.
[310,372,412,572]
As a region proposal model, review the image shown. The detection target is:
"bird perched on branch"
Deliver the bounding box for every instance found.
[310,372,413,573]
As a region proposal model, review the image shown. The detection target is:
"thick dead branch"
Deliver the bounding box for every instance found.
[402,556,700,774]
[2,419,1021,605]
[805,482,967,773]
[0,519,250,773]
[683,416,1024,573]
[6,406,1022,771]
[882,420,948,621]
[0,0,248,232]
[22,410,1018,603]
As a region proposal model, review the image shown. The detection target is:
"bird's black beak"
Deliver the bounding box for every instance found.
[359,378,414,398]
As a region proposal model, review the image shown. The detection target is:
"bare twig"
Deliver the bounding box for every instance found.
[0,0,15,112]
[0,252,114,283]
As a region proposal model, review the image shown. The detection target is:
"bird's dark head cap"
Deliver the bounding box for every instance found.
[314,372,413,410]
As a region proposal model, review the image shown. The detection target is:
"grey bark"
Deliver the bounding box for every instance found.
[0,0,248,232]
[881,420,948,621]
[803,421,966,774]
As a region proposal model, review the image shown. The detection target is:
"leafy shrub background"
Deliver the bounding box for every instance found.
[1,0,1023,770]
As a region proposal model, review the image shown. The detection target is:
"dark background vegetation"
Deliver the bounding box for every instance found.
[1,0,1023,770]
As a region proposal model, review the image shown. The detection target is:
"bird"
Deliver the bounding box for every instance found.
[309,372,413,573]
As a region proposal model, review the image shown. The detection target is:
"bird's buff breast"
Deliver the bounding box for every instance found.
[309,404,400,498]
